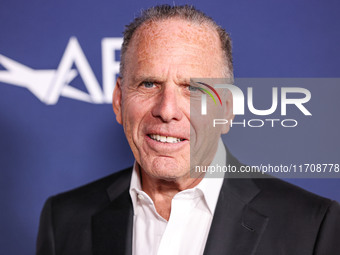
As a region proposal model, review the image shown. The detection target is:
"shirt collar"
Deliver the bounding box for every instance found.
[129,138,226,215]
[195,138,225,214]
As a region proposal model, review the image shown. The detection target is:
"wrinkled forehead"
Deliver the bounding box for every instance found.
[124,19,225,75]
[132,18,221,48]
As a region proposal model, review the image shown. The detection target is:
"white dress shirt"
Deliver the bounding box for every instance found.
[129,139,226,255]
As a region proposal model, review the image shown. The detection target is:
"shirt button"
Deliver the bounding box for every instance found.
[137,194,144,200]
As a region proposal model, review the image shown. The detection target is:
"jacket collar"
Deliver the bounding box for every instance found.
[92,169,133,255]
[203,150,268,255]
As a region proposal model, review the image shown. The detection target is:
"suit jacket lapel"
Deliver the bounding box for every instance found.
[204,152,269,255]
[92,169,133,255]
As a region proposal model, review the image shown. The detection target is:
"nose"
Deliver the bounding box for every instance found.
[151,84,183,122]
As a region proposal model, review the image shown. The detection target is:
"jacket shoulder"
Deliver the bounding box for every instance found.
[250,177,340,253]
[252,177,333,211]
[37,167,133,255]
[50,167,132,213]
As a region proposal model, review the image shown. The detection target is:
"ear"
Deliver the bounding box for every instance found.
[112,77,123,125]
[221,89,234,134]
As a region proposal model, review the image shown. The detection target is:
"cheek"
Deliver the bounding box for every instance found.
[190,106,225,145]
[121,99,149,136]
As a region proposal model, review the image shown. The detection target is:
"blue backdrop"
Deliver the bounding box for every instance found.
[0,0,339,254]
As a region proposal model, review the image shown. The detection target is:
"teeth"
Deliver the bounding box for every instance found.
[166,137,175,143]
[149,134,183,143]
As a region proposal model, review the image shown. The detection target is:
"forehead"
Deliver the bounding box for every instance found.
[132,18,220,48]
[124,19,225,79]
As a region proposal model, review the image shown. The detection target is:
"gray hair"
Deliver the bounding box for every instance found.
[120,4,233,79]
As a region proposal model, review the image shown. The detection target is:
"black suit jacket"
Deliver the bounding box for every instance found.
[37,152,340,255]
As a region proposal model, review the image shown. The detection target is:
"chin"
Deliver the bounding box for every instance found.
[154,174,181,182]
[146,159,189,180]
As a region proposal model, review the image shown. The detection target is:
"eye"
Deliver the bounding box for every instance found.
[141,81,156,88]
[187,85,200,92]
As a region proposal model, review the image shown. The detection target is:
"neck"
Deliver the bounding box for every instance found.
[140,170,204,220]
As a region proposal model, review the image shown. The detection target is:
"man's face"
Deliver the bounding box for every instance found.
[113,19,232,181]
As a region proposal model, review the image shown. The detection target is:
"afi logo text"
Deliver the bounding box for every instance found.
[0,37,122,104]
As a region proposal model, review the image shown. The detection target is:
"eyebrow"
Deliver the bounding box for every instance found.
[133,75,163,83]
[132,75,191,85]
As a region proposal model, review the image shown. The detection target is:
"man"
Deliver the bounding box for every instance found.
[37,5,340,255]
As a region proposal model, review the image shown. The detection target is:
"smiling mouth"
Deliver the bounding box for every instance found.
[148,134,185,143]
